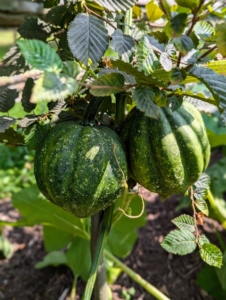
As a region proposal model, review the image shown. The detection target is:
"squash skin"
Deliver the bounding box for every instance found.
[34,122,127,218]
[121,101,210,199]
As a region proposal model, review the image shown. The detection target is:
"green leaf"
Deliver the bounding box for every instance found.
[189,66,226,124]
[0,127,24,145]
[195,198,209,216]
[149,31,169,44]
[173,89,216,106]
[133,87,160,118]
[173,35,194,55]
[216,251,226,290]
[0,46,29,77]
[175,0,199,10]
[199,243,223,268]
[196,264,226,299]
[63,61,80,78]
[67,14,108,66]
[0,88,18,112]
[21,78,36,113]
[194,21,214,42]
[170,67,186,85]
[17,18,51,41]
[161,230,197,255]
[43,226,74,252]
[202,113,226,147]
[46,5,70,27]
[111,29,135,62]
[160,52,172,72]
[216,22,226,57]
[169,13,187,37]
[0,235,13,259]
[32,72,78,103]
[172,214,195,232]
[94,0,137,12]
[24,123,50,150]
[194,173,210,189]
[35,251,68,269]
[44,0,60,8]
[99,68,136,85]
[198,234,210,247]
[90,73,125,96]
[136,35,160,75]
[147,35,165,52]
[10,185,88,240]
[107,193,146,258]
[168,95,183,111]
[17,39,63,72]
[146,0,164,22]
[66,237,91,281]
[0,117,16,133]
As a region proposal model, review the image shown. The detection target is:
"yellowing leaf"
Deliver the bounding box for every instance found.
[146,1,164,22]
[216,23,226,57]
[132,5,142,18]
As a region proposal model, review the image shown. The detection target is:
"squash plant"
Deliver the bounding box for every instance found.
[1,0,226,299]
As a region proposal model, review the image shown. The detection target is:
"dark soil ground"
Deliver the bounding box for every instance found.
[1,187,226,300]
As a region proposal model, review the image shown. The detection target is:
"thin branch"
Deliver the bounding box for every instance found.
[83,3,117,30]
[190,186,200,245]
[0,70,42,89]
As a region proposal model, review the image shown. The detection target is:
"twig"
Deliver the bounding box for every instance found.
[0,70,43,89]
[190,186,200,245]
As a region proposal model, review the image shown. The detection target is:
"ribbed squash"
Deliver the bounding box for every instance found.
[34,122,127,218]
[121,101,210,199]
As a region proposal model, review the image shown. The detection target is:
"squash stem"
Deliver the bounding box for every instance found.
[114,93,127,133]
[104,250,170,300]
[82,205,114,300]
[81,97,103,126]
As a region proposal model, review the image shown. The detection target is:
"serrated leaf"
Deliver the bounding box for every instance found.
[136,35,160,76]
[200,243,223,268]
[194,198,209,216]
[0,236,13,259]
[0,117,16,133]
[0,88,18,112]
[198,234,210,247]
[90,73,125,96]
[160,52,172,72]
[111,60,167,87]
[146,0,164,22]
[18,116,38,128]
[166,44,176,56]
[172,214,195,232]
[216,23,226,57]
[94,0,137,12]
[189,66,226,124]
[173,89,216,106]
[67,14,108,66]
[146,35,165,52]
[194,21,214,42]
[0,46,29,77]
[99,68,136,85]
[21,78,36,113]
[194,173,210,189]
[169,13,187,37]
[32,72,78,103]
[17,18,51,41]
[24,123,50,150]
[48,99,66,113]
[161,230,197,255]
[168,95,183,111]
[173,35,194,55]
[63,61,80,78]
[17,39,63,72]
[111,29,135,62]
[0,127,24,145]
[175,0,199,10]
[133,87,160,118]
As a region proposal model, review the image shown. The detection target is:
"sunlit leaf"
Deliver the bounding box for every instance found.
[94,0,137,12]
[175,0,199,10]
[111,29,135,62]
[194,21,214,42]
[146,0,164,22]
[172,214,195,232]
[194,198,209,216]
[90,73,125,96]
[200,243,223,268]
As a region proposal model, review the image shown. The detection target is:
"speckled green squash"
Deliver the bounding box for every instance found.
[34,122,127,218]
[121,101,210,199]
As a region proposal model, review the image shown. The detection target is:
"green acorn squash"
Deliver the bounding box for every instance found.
[121,101,210,199]
[34,121,127,218]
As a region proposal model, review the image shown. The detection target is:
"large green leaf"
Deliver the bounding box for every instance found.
[32,72,78,103]
[0,88,18,112]
[106,193,146,258]
[94,0,137,12]
[199,243,223,268]
[216,22,226,57]
[90,73,125,96]
[172,215,195,232]
[169,13,187,37]
[111,29,135,62]
[161,230,197,255]
[17,39,63,72]
[67,14,108,66]
[133,87,160,118]
[4,185,89,240]
[17,18,51,41]
[136,35,160,75]
[175,0,199,10]
[173,35,194,55]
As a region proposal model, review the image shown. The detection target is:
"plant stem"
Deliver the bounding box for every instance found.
[82,205,114,300]
[91,212,108,300]
[207,190,226,229]
[114,93,127,133]
[104,250,170,300]
[70,276,77,300]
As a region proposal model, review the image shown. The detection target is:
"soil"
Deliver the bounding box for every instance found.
[1,188,226,300]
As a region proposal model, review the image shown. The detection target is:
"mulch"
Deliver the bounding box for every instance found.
[0,188,225,300]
